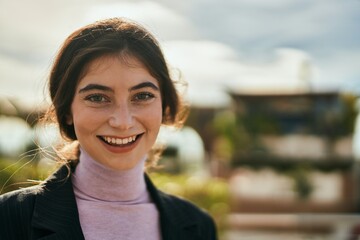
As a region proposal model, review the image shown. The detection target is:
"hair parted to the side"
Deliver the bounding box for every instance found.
[44,17,188,166]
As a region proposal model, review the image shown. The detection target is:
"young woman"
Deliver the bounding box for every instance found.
[0,18,217,240]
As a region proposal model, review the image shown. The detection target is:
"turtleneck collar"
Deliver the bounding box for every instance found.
[72,148,150,203]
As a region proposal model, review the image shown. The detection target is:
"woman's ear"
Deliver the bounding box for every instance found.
[66,113,73,125]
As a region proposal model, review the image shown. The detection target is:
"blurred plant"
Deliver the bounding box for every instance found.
[284,165,314,200]
[0,157,51,194]
[339,93,358,135]
[149,172,230,233]
[212,110,252,160]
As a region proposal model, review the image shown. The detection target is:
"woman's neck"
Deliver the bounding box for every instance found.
[72,148,150,203]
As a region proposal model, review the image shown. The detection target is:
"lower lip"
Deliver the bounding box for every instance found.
[99,135,142,154]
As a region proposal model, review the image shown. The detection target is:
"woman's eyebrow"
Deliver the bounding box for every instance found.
[129,82,159,91]
[78,84,112,93]
[78,82,159,93]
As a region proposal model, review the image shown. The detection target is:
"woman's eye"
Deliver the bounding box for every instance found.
[133,92,155,101]
[84,94,109,103]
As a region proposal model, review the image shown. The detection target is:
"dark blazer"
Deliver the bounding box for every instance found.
[0,164,217,240]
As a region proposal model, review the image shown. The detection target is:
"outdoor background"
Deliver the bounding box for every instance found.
[1,0,360,239]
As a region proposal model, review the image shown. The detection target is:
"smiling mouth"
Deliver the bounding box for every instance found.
[98,134,142,146]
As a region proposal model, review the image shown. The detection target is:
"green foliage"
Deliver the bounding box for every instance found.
[149,172,230,232]
[240,112,280,135]
[212,110,252,159]
[339,93,358,135]
[284,165,314,200]
[0,158,50,194]
[0,156,55,194]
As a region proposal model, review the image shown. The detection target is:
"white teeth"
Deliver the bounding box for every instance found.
[103,135,137,145]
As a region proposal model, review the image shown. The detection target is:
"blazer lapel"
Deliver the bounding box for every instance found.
[145,175,201,240]
[31,164,84,240]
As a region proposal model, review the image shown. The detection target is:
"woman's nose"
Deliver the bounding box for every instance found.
[108,104,134,130]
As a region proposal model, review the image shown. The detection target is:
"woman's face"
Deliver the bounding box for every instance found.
[68,55,163,170]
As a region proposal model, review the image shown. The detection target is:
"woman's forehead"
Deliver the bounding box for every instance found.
[79,53,148,79]
[76,54,160,91]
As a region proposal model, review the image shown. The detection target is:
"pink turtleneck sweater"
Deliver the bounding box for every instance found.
[71,149,161,240]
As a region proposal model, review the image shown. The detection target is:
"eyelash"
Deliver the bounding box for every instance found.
[132,92,155,102]
[84,94,109,103]
[83,92,155,104]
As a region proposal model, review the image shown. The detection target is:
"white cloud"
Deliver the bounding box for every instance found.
[164,41,316,106]
[0,1,89,62]
[84,1,198,40]
[186,0,360,91]
[163,40,243,106]
[0,0,198,107]
[313,49,360,90]
[0,55,48,107]
[0,0,358,109]
[233,48,315,94]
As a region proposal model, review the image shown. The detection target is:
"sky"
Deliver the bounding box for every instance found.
[0,0,359,108]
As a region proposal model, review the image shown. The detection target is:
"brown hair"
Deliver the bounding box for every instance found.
[46,17,187,163]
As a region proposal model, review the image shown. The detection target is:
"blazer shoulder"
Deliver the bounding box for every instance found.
[159,191,217,229]
[0,163,72,214]
[158,191,217,239]
[0,184,43,204]
[147,174,218,239]
[0,185,43,218]
[160,191,210,217]
[0,185,43,238]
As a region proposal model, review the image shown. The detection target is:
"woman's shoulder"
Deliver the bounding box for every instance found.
[0,185,43,237]
[0,165,68,207]
[0,185,43,209]
[0,164,70,213]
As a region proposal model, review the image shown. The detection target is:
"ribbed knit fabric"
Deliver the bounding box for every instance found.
[72,148,161,240]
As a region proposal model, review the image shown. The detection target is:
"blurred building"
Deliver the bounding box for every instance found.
[353,99,360,160]
[186,90,357,211]
[229,91,353,161]
[186,90,359,238]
